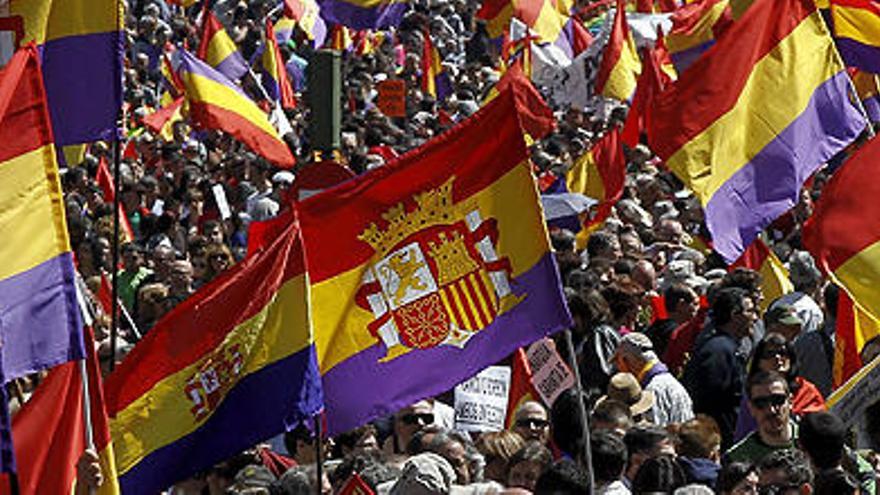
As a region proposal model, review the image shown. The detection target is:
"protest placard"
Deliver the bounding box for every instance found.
[377,79,406,118]
[454,366,511,432]
[526,338,575,406]
[827,354,880,428]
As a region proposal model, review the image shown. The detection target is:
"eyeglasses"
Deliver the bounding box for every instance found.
[750,393,788,410]
[399,413,434,426]
[515,418,550,429]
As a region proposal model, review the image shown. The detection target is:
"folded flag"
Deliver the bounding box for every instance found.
[261,20,297,110]
[281,0,328,47]
[506,348,539,428]
[832,290,880,387]
[144,96,186,142]
[298,77,572,435]
[852,69,880,123]
[197,8,249,82]
[317,0,407,30]
[8,327,119,495]
[649,0,866,263]
[594,0,642,101]
[621,40,675,147]
[104,210,323,494]
[8,0,123,146]
[803,133,880,324]
[178,50,295,167]
[565,128,626,231]
[476,0,588,58]
[731,239,793,312]
[666,0,733,75]
[421,29,453,101]
[0,45,85,382]
[159,53,185,107]
[830,0,880,73]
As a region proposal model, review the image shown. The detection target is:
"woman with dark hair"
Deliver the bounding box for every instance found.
[716,461,758,495]
[568,288,621,399]
[733,332,826,441]
[631,454,687,494]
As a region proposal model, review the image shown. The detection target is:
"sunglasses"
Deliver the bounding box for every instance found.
[760,348,788,360]
[515,418,550,429]
[751,393,787,410]
[399,413,434,426]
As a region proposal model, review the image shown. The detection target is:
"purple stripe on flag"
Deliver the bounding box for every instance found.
[670,40,713,74]
[117,346,322,495]
[865,94,880,123]
[435,72,453,102]
[41,31,123,145]
[836,38,880,74]
[321,252,572,435]
[317,0,408,30]
[310,18,328,48]
[553,20,575,59]
[705,70,866,262]
[0,252,84,382]
[214,52,249,82]
[262,68,281,102]
[179,51,249,99]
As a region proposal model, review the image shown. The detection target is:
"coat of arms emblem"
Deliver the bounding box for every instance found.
[355,177,525,361]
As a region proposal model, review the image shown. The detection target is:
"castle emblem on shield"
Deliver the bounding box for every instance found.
[355,177,525,361]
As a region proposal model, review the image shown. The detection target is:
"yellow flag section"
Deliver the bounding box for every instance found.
[104,211,322,495]
[299,82,572,435]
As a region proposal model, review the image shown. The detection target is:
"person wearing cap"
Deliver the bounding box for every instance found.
[763,303,803,342]
[601,372,656,424]
[614,332,694,426]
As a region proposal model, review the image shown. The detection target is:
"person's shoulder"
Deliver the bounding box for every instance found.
[724,431,761,464]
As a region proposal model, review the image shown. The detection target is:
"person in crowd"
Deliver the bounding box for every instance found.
[533,459,591,494]
[592,430,630,495]
[631,454,687,495]
[684,287,757,448]
[506,441,553,492]
[511,401,551,446]
[601,372,655,425]
[726,371,797,464]
[624,425,677,488]
[474,430,525,485]
[592,398,635,437]
[614,332,694,426]
[716,462,758,495]
[384,400,437,455]
[734,333,825,441]
[674,415,722,489]
[756,449,813,495]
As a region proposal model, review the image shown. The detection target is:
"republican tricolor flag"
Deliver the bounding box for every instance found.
[261,20,297,110]
[594,0,642,101]
[421,29,452,101]
[298,74,572,435]
[830,0,880,73]
[649,0,865,262]
[197,7,249,81]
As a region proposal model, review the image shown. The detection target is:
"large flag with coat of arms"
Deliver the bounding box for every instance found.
[298,76,572,435]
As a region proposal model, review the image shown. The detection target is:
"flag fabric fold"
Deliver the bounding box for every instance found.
[621,41,674,147]
[95,157,135,242]
[261,20,297,110]
[731,239,793,312]
[476,0,586,58]
[649,0,866,263]
[8,327,120,495]
[803,133,880,323]
[281,0,328,47]
[317,0,407,30]
[852,69,880,123]
[178,50,296,167]
[565,128,627,231]
[832,290,880,387]
[298,80,572,435]
[666,0,733,74]
[8,0,123,145]
[594,0,642,101]
[0,45,85,382]
[197,8,249,82]
[830,0,880,73]
[104,210,323,494]
[421,30,452,101]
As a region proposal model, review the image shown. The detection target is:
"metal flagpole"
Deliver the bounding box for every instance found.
[562,329,594,492]
[79,358,97,495]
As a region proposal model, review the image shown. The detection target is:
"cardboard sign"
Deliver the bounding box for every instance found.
[454,366,511,432]
[827,354,880,428]
[526,338,575,406]
[377,79,406,118]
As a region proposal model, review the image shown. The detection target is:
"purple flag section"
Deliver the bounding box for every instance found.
[705,71,866,262]
[322,253,571,435]
[317,0,408,30]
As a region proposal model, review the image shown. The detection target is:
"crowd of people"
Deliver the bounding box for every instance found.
[40,0,880,493]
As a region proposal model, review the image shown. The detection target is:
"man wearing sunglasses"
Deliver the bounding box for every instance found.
[726,371,796,465]
[512,401,551,446]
